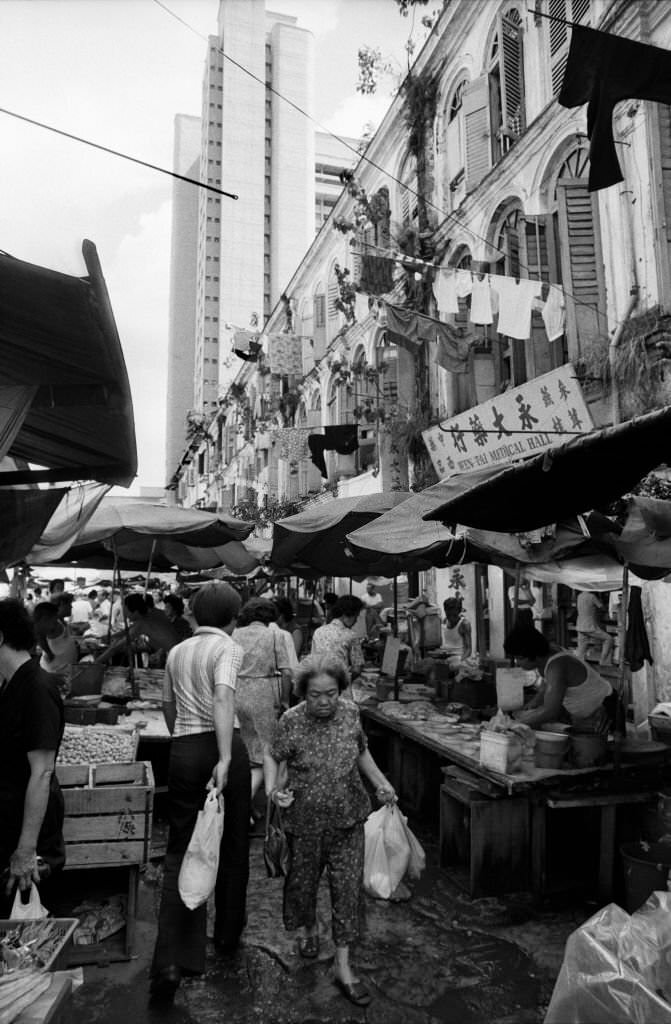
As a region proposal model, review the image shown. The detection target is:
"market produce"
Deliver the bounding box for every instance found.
[57,724,137,764]
[0,920,63,974]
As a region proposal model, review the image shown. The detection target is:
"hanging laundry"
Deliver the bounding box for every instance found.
[307,425,359,478]
[432,268,472,315]
[233,329,260,361]
[493,277,542,340]
[470,275,494,325]
[541,284,566,342]
[354,291,372,322]
[558,25,671,192]
[435,329,472,374]
[273,427,310,462]
[385,303,470,372]
[433,268,459,314]
[268,333,303,375]
[624,585,653,672]
[234,341,260,362]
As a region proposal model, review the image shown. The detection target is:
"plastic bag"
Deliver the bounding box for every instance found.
[363,805,410,899]
[178,790,224,910]
[545,892,671,1023]
[10,882,48,920]
[397,808,426,880]
[263,802,290,878]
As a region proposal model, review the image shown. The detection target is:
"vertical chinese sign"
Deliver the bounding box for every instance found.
[422,364,593,479]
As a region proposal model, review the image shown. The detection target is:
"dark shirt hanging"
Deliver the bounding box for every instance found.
[558,25,671,192]
[624,585,653,673]
[307,425,359,478]
[385,304,470,372]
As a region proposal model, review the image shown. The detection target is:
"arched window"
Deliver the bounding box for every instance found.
[462,6,526,191]
[443,76,469,209]
[398,153,419,229]
[312,281,326,360]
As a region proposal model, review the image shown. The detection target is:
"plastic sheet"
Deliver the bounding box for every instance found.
[545,892,671,1023]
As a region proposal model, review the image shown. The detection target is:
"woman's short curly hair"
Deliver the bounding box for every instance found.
[294,656,349,699]
[237,598,277,627]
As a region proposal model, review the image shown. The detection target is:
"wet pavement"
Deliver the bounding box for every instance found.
[65,829,584,1024]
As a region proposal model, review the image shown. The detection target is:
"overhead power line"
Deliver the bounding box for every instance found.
[0,106,238,200]
[152,0,623,334]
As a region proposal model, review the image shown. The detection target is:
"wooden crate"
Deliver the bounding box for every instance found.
[59,761,154,867]
[57,761,154,963]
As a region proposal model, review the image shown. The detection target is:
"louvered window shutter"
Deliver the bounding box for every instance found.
[550,0,590,97]
[463,74,492,192]
[523,217,563,377]
[556,178,608,360]
[314,293,325,328]
[400,186,411,226]
[499,11,525,139]
[328,272,339,319]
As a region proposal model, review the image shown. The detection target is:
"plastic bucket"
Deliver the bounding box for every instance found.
[495,667,526,712]
[570,732,608,768]
[621,841,671,912]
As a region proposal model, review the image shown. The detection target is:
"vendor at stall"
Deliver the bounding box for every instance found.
[94,593,181,668]
[504,623,612,732]
[33,601,79,687]
[441,597,472,665]
[0,599,65,914]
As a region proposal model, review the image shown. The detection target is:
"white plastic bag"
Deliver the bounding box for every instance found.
[397,808,426,880]
[10,882,48,920]
[363,805,410,899]
[178,790,224,910]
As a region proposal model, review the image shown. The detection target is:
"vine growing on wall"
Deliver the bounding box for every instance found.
[333,263,356,324]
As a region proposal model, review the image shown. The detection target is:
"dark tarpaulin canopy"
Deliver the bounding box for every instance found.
[27,498,257,572]
[423,406,671,533]
[0,488,69,567]
[271,492,415,577]
[0,241,137,486]
[346,489,602,571]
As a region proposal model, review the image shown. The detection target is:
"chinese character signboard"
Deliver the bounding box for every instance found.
[422,364,594,479]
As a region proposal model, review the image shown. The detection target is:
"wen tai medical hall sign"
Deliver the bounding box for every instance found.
[422,364,593,479]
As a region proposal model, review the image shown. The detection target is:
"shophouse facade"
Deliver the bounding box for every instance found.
[171,0,671,695]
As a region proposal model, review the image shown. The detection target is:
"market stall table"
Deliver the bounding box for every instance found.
[359,702,671,901]
[14,972,73,1024]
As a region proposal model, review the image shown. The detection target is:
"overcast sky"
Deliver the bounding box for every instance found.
[0,0,424,491]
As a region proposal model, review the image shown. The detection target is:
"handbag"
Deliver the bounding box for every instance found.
[263,799,290,878]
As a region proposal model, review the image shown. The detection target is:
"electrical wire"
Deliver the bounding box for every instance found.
[0,106,238,200]
[152,0,624,334]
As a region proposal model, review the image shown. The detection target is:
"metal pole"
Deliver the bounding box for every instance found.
[144,539,157,594]
[618,566,630,703]
[393,575,400,701]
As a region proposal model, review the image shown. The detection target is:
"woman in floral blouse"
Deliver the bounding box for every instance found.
[268,656,395,1008]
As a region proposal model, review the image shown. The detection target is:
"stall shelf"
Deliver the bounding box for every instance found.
[58,761,154,963]
[360,705,671,902]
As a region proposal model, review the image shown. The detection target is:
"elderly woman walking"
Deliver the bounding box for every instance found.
[233,599,293,802]
[268,656,395,1007]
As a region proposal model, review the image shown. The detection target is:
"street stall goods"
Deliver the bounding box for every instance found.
[56,725,139,765]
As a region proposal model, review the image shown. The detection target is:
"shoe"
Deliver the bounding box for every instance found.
[149,964,181,1003]
[333,976,372,1006]
[298,934,319,958]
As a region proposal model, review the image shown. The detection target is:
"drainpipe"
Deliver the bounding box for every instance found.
[608,283,639,427]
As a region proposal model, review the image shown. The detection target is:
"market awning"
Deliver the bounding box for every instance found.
[271,492,415,577]
[0,487,70,567]
[0,241,137,486]
[423,406,671,532]
[26,498,257,572]
[346,490,600,570]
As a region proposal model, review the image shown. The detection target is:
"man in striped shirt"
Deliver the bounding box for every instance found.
[150,582,251,1004]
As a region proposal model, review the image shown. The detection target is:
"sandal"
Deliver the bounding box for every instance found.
[298,934,319,958]
[333,976,372,1006]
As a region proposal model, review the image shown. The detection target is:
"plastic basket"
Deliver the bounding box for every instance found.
[0,917,78,971]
